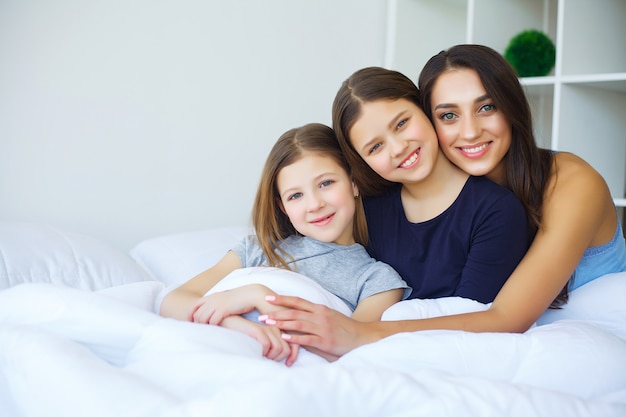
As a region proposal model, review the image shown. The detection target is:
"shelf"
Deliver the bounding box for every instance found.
[386,0,626,207]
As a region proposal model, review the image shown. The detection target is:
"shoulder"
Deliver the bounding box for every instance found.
[363,184,403,216]
[463,176,525,210]
[542,152,615,244]
[467,175,512,194]
[549,152,611,203]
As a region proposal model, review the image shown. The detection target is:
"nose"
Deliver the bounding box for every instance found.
[388,135,409,158]
[306,191,325,212]
[459,115,480,141]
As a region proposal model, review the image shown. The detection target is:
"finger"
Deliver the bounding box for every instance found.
[280,332,323,351]
[208,312,223,326]
[187,303,202,322]
[265,331,291,362]
[265,295,317,312]
[285,343,300,367]
[192,306,213,324]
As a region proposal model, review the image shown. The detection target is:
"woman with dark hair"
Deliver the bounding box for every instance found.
[419,44,626,308]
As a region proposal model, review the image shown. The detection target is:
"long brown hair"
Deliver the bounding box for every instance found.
[332,66,423,197]
[418,44,566,306]
[251,123,368,270]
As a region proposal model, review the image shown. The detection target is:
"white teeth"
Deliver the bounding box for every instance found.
[461,143,488,154]
[400,151,419,168]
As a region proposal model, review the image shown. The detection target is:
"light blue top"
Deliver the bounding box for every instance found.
[570,216,626,290]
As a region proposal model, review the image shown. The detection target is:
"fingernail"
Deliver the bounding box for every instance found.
[281,333,291,340]
[265,318,276,325]
[258,314,268,322]
[265,295,276,301]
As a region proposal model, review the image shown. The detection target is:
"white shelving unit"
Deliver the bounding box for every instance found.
[385,0,626,207]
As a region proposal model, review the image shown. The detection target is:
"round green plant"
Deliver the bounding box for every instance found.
[504,29,556,77]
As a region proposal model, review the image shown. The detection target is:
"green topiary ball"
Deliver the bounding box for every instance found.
[504,29,556,77]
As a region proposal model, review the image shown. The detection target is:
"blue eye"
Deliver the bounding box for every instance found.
[288,192,302,201]
[368,143,382,155]
[320,179,334,188]
[480,103,496,112]
[440,112,455,121]
[396,119,407,130]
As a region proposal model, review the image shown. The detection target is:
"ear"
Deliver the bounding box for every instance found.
[351,181,360,199]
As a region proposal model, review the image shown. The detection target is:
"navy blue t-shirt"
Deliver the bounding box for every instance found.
[364,176,529,304]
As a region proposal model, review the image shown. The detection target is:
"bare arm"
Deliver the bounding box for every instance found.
[268,154,617,356]
[350,288,404,322]
[159,250,242,321]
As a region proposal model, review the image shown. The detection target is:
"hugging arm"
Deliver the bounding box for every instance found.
[265,157,616,356]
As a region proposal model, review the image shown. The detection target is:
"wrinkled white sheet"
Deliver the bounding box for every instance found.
[0,279,625,417]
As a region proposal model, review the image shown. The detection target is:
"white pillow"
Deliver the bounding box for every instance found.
[0,222,153,290]
[381,296,490,321]
[129,225,250,286]
[206,267,352,317]
[536,271,626,340]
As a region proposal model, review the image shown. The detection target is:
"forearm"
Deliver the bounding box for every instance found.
[369,306,526,342]
[159,290,199,321]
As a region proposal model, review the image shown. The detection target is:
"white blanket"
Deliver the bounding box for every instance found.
[1,270,626,417]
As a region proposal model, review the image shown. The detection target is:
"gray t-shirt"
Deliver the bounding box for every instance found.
[232,235,411,312]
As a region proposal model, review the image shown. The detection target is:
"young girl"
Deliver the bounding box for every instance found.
[159,122,409,365]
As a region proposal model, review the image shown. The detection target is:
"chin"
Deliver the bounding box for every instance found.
[456,162,494,177]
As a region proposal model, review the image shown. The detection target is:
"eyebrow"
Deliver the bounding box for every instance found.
[434,94,491,111]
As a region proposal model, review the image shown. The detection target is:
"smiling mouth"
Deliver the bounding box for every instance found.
[311,213,334,225]
[459,143,489,154]
[399,150,420,168]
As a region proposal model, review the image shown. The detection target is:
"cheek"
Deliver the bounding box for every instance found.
[434,124,455,147]
[281,204,300,223]
[362,155,389,176]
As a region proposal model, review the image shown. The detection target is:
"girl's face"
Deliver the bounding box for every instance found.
[429,68,511,184]
[348,98,439,185]
[277,152,358,246]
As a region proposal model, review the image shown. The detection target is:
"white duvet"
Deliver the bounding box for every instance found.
[1,268,626,417]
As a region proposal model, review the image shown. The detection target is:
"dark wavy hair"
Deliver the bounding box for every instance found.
[418,44,567,306]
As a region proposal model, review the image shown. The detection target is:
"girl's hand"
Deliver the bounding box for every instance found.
[189,289,255,324]
[188,284,278,325]
[260,295,367,358]
[221,315,299,365]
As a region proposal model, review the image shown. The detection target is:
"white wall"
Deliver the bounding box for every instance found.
[0,0,388,250]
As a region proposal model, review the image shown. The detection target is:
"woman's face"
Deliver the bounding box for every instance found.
[429,68,511,184]
[348,98,439,185]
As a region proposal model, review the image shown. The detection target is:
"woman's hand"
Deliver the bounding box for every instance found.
[260,295,369,359]
[221,315,299,365]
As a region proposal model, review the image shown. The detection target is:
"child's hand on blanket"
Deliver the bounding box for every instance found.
[221,315,300,365]
[190,284,285,324]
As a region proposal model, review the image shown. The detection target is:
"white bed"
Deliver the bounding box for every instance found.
[1,222,625,417]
